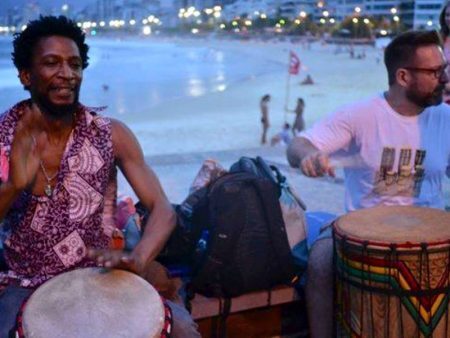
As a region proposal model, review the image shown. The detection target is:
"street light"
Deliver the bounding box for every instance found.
[143,26,151,35]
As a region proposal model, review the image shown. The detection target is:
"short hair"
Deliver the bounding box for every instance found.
[12,15,89,71]
[440,2,450,38]
[384,30,443,86]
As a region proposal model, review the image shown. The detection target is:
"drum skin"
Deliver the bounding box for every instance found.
[334,206,450,338]
[21,268,165,338]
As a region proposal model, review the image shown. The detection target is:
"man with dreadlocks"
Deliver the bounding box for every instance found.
[0,16,200,337]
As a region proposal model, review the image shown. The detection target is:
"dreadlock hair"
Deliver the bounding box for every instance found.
[12,15,89,71]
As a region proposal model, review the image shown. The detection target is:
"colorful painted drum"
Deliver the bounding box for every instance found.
[15,267,172,338]
[334,206,450,338]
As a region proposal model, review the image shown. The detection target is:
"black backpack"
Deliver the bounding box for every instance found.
[189,165,297,298]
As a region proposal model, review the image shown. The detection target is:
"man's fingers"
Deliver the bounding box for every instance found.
[300,153,336,178]
[121,255,134,264]
[301,157,322,177]
[88,248,135,270]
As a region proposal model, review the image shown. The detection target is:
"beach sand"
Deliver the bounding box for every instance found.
[101,38,387,156]
[1,37,447,213]
[102,37,383,213]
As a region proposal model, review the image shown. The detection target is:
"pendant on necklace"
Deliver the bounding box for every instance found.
[44,184,52,197]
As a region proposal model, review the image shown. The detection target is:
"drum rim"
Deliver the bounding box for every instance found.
[333,206,450,250]
[15,294,173,338]
[16,268,173,338]
[333,224,450,251]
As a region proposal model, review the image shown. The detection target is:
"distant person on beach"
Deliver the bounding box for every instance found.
[300,74,314,85]
[285,97,305,135]
[440,1,450,103]
[287,31,450,338]
[0,16,200,337]
[260,94,271,144]
[270,122,292,146]
[292,98,305,135]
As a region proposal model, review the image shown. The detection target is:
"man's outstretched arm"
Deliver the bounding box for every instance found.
[88,119,176,275]
[287,136,335,177]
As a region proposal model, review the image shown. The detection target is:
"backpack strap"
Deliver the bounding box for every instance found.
[265,160,308,211]
[255,156,278,186]
[251,179,297,284]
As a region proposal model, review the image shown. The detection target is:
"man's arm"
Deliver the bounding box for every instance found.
[287,136,335,177]
[0,183,21,221]
[0,105,46,221]
[89,119,176,275]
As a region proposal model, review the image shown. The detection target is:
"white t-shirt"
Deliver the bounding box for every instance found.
[301,94,450,211]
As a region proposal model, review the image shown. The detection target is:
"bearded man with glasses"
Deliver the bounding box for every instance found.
[287,30,450,338]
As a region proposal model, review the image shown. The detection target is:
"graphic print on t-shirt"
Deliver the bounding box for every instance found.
[373,147,426,197]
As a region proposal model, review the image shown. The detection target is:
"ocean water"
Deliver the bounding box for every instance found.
[0,37,19,90]
[0,37,284,120]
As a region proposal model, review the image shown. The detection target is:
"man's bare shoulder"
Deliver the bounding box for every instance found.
[110,118,142,158]
[110,118,136,138]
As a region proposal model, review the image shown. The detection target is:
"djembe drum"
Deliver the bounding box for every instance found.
[15,267,172,338]
[334,206,450,338]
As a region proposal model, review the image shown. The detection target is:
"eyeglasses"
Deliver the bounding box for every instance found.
[403,65,448,79]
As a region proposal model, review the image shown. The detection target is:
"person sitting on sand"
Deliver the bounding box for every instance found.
[270,122,292,146]
[301,74,314,85]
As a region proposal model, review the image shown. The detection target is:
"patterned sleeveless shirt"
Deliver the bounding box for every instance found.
[0,100,117,290]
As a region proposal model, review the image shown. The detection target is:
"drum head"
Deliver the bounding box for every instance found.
[22,268,165,338]
[334,206,450,244]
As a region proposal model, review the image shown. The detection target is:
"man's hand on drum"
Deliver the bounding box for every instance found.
[87,248,145,275]
[300,151,335,177]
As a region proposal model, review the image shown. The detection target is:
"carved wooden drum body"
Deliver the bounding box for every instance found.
[334,206,450,338]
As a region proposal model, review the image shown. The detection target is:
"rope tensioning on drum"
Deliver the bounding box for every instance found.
[334,234,450,251]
